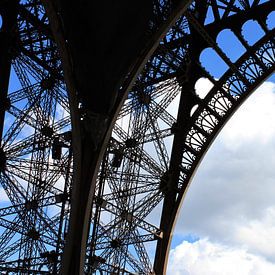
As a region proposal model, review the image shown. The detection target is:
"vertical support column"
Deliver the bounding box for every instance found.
[154,74,200,274]
[43,0,193,273]
[0,0,18,142]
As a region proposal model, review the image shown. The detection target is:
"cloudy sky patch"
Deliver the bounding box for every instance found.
[168,238,275,275]
[168,80,275,274]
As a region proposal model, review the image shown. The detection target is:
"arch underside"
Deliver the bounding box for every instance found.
[154,31,275,274]
[0,0,194,273]
[90,38,275,275]
[88,1,275,274]
[0,0,274,274]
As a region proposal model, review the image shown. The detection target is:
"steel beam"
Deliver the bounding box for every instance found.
[0,0,19,141]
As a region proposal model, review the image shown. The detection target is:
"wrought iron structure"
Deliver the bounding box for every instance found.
[0,0,274,274]
[0,0,72,273]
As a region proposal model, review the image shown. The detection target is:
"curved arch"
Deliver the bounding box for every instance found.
[155,30,275,274]
[0,0,193,274]
[83,1,275,274]
[42,1,193,274]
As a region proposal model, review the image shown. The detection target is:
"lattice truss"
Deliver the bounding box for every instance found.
[0,0,72,273]
[87,1,274,274]
[0,0,274,274]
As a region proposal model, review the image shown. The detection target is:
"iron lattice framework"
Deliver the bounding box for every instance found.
[0,0,274,274]
[0,0,72,273]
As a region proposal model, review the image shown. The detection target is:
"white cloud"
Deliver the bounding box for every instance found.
[168,238,275,275]
[195,77,214,99]
[234,206,275,261]
[222,81,275,147]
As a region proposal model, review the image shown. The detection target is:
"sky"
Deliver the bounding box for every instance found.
[167,79,275,275]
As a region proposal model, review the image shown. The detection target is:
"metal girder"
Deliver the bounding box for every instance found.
[0,0,19,140]
[154,17,275,275]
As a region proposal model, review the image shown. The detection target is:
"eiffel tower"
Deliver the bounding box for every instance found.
[0,0,274,274]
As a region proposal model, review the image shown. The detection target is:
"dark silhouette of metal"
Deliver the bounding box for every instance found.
[0,0,274,274]
[0,0,72,273]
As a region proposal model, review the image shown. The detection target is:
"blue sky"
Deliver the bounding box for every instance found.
[168,79,275,275]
